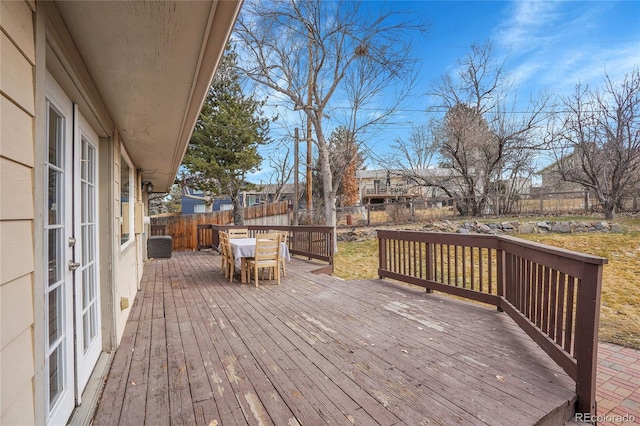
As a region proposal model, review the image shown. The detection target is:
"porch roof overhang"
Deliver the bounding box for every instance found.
[53,0,243,193]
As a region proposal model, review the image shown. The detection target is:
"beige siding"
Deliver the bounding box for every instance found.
[0,220,34,284]
[0,97,34,167]
[0,380,34,426]
[1,0,36,63]
[0,157,34,220]
[0,274,33,349]
[0,32,35,115]
[0,2,36,425]
[0,325,34,420]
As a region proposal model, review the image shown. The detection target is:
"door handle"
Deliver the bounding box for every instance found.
[68,260,81,271]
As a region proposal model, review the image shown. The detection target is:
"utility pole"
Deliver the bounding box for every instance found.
[293,128,299,226]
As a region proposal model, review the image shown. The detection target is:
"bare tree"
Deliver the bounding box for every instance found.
[234,0,427,237]
[427,42,551,216]
[328,127,365,206]
[550,69,640,219]
[266,141,295,203]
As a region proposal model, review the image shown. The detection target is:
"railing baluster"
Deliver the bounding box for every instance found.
[549,270,558,341]
[488,248,493,294]
[454,245,459,287]
[479,248,484,293]
[556,272,566,346]
[565,276,576,353]
[471,247,476,291]
[535,263,543,328]
[462,246,467,289]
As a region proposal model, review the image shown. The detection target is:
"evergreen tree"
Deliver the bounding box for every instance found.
[181,44,271,224]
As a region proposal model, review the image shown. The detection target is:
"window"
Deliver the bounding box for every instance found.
[120,152,133,247]
[194,204,206,213]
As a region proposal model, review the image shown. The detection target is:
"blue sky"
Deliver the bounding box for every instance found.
[249,0,640,184]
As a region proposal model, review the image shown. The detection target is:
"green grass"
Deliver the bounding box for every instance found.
[335,217,640,349]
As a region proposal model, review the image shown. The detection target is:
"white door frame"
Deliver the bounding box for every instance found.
[45,72,102,425]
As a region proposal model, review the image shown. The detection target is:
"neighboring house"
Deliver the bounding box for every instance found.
[538,159,585,196]
[250,183,297,205]
[0,2,241,425]
[355,168,532,206]
[181,187,233,214]
[181,183,297,213]
[355,169,423,205]
[355,168,463,205]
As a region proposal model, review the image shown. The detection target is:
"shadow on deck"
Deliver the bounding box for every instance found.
[93,251,576,425]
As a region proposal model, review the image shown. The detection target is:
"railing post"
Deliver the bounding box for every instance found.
[496,244,505,312]
[574,262,603,418]
[378,232,386,279]
[425,242,433,293]
[328,228,335,272]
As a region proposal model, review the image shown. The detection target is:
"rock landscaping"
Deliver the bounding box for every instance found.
[337,219,625,242]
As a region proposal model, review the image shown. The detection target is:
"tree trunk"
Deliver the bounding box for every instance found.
[232,196,244,225]
[604,204,616,220]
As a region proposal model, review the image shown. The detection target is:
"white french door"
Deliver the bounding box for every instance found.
[74,113,101,397]
[45,73,101,425]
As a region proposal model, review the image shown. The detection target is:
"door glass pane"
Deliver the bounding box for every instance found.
[83,312,90,353]
[120,156,131,244]
[48,169,61,225]
[49,344,63,406]
[87,143,95,184]
[48,108,63,167]
[81,182,88,223]
[88,185,95,222]
[48,229,62,286]
[48,286,62,346]
[82,269,89,309]
[90,303,98,339]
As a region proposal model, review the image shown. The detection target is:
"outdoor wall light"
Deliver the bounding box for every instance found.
[142,181,154,193]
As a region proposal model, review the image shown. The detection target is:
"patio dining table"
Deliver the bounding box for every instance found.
[229,237,290,283]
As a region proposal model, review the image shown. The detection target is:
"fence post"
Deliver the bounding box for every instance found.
[574,262,603,418]
[584,190,590,213]
[539,193,544,214]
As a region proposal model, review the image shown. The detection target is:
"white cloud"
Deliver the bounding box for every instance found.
[493,1,639,98]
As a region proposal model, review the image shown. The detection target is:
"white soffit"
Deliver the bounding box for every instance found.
[55,1,242,192]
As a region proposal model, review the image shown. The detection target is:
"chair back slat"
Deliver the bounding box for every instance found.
[228,228,249,239]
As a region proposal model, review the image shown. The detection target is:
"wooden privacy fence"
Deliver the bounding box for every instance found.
[150,201,289,251]
[197,224,334,274]
[377,230,607,418]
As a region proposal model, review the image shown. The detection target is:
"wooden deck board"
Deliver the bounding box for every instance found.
[93,251,577,425]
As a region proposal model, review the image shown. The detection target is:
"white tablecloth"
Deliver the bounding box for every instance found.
[229,237,290,268]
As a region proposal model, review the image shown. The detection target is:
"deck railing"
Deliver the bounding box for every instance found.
[197,224,334,273]
[377,230,607,418]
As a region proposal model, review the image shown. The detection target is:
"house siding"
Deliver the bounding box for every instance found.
[2,0,237,423]
[0,1,37,425]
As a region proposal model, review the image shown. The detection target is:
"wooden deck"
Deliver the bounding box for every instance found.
[93,251,577,425]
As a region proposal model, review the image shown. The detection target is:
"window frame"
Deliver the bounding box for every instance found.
[120,149,134,250]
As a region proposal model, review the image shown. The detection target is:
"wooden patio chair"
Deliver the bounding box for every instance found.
[219,231,229,275]
[228,228,249,239]
[245,233,281,287]
[279,231,288,278]
[219,232,237,282]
